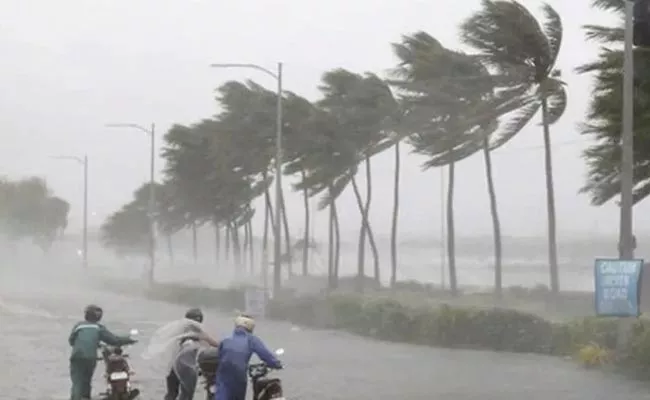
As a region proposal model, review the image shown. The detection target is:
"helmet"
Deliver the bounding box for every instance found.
[234,314,255,332]
[84,304,103,323]
[185,308,203,323]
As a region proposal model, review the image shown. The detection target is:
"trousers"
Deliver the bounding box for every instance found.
[164,369,181,400]
[177,374,197,400]
[175,364,198,400]
[69,358,97,400]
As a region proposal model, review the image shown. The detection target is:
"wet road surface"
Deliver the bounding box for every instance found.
[2,270,650,400]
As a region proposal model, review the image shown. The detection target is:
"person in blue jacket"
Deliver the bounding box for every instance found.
[214,314,282,400]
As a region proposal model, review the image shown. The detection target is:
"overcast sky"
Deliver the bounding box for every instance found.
[0,0,639,242]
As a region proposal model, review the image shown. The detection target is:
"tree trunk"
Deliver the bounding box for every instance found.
[243,219,250,273]
[225,224,231,263]
[364,157,380,285]
[390,142,400,289]
[367,227,380,285]
[264,187,276,233]
[262,193,270,288]
[541,96,559,293]
[328,189,335,290]
[166,234,174,265]
[446,161,458,296]
[333,199,341,290]
[192,222,198,264]
[351,176,367,292]
[232,223,241,271]
[247,220,255,275]
[263,185,276,284]
[301,169,310,276]
[213,218,220,266]
[482,138,503,298]
[279,190,293,276]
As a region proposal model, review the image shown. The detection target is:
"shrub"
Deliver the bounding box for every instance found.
[577,342,611,367]
[270,293,557,353]
[624,320,650,374]
[550,316,618,355]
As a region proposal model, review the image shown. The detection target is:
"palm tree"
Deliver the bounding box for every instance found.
[460,0,568,293]
[214,80,296,281]
[288,106,352,289]
[578,0,650,206]
[391,32,497,295]
[316,69,399,289]
[282,91,319,276]
[161,123,218,259]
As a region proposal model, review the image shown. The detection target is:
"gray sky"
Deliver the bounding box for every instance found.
[0,0,638,241]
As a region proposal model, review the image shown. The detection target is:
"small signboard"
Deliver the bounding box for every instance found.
[244,287,268,318]
[594,258,644,317]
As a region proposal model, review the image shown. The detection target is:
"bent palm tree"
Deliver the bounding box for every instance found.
[461,0,568,293]
[391,32,499,295]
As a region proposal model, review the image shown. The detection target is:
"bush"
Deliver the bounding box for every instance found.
[577,342,611,367]
[550,316,618,355]
[268,293,557,353]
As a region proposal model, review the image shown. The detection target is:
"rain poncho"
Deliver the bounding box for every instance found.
[215,327,281,400]
[172,339,203,400]
[142,319,206,400]
[142,318,204,369]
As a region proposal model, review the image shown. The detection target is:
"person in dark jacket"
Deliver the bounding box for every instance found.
[68,304,136,400]
[214,315,282,400]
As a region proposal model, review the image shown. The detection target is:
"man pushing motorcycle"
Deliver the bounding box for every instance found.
[165,308,220,400]
[214,314,282,400]
[68,304,137,400]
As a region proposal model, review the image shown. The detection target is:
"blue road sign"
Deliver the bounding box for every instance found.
[594,258,644,317]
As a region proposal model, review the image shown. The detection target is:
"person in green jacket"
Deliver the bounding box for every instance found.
[68,304,137,400]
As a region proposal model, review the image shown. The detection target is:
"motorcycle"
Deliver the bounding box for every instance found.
[197,348,286,400]
[248,348,286,400]
[197,346,219,399]
[98,329,141,400]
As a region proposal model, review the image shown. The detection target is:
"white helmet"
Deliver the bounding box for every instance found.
[234,314,255,332]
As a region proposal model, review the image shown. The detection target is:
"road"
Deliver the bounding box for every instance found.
[2,268,650,400]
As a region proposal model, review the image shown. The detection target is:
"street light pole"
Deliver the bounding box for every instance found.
[273,62,283,296]
[440,166,446,290]
[616,0,635,353]
[148,123,156,285]
[105,123,157,284]
[620,0,635,260]
[51,155,88,270]
[209,62,284,295]
[83,155,88,270]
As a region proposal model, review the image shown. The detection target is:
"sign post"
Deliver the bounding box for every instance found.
[244,286,269,318]
[594,258,643,317]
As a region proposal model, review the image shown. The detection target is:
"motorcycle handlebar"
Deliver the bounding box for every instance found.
[248,362,284,375]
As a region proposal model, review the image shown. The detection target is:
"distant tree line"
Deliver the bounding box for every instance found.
[0,176,70,251]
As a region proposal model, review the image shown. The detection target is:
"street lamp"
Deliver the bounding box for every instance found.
[105,122,156,284]
[620,0,635,260]
[209,62,283,295]
[51,155,88,270]
[613,0,637,353]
